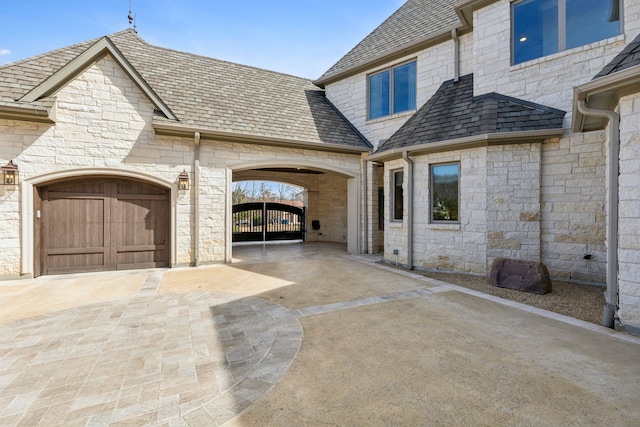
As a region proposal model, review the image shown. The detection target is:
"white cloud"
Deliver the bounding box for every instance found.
[0,49,11,56]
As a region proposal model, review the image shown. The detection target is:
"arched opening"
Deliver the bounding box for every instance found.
[228,163,360,260]
[32,175,171,276]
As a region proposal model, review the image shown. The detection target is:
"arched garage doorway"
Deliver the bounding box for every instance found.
[34,177,170,276]
[228,162,361,260]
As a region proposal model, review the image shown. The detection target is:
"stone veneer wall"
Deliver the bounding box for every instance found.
[411,148,488,274]
[473,0,640,121]
[617,92,640,330]
[325,33,473,151]
[380,140,607,283]
[486,143,541,267]
[540,133,607,283]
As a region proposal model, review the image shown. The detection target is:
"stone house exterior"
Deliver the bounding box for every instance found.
[1,0,640,334]
[314,0,640,333]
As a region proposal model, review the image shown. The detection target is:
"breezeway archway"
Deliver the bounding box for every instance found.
[227,161,361,262]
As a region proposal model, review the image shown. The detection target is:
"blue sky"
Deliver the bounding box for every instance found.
[0,1,405,79]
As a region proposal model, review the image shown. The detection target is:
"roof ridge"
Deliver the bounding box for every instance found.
[117,31,315,83]
[316,0,460,85]
[319,2,410,79]
[0,29,137,71]
[474,92,567,115]
[399,78,453,146]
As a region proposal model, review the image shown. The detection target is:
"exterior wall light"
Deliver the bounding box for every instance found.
[1,160,18,186]
[178,170,189,190]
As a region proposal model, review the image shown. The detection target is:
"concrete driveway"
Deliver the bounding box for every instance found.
[0,242,639,426]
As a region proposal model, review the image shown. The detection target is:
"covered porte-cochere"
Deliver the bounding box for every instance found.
[229,163,361,258]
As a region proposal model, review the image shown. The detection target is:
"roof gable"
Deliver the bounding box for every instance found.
[375,74,565,155]
[19,36,177,121]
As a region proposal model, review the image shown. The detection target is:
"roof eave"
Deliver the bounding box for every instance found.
[366,129,565,162]
[0,104,54,124]
[572,64,640,132]
[314,27,457,88]
[454,0,501,28]
[153,123,371,154]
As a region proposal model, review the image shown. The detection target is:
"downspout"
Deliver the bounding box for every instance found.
[402,151,414,270]
[577,100,619,328]
[362,158,369,254]
[194,132,201,267]
[452,28,459,83]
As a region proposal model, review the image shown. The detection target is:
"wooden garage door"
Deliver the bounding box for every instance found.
[38,178,170,275]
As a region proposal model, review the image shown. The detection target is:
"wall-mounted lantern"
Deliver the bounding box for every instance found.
[1,160,18,186]
[178,170,189,190]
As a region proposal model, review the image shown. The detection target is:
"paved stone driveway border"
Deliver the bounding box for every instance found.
[0,288,302,426]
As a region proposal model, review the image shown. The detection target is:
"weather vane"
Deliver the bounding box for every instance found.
[128,0,137,32]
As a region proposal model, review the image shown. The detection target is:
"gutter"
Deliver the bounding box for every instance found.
[577,100,619,329]
[0,105,54,123]
[572,63,640,132]
[367,129,565,162]
[153,122,371,154]
[402,152,414,270]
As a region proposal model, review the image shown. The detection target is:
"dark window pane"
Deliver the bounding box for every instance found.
[566,0,620,49]
[378,187,384,230]
[393,62,416,113]
[369,71,390,119]
[513,0,558,64]
[393,171,404,220]
[432,164,459,222]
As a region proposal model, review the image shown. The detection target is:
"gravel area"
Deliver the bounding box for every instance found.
[382,263,606,325]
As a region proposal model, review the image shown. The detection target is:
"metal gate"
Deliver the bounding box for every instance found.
[232,202,305,242]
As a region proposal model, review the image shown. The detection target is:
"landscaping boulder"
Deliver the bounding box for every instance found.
[489,258,552,295]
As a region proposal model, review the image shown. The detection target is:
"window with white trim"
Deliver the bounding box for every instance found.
[368,61,417,120]
[512,0,621,65]
[431,163,459,223]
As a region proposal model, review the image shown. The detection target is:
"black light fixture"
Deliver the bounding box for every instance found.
[178,170,189,190]
[1,160,18,186]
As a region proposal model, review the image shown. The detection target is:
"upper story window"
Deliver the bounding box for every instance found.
[368,61,417,120]
[431,163,459,223]
[512,0,622,65]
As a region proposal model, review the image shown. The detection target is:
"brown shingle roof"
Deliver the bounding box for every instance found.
[0,30,371,150]
[315,0,459,86]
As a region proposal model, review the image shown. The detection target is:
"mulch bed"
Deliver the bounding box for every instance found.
[381,262,606,325]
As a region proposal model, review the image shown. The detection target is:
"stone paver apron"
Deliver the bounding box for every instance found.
[0,293,301,426]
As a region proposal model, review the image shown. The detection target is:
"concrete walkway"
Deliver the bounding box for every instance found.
[0,242,639,426]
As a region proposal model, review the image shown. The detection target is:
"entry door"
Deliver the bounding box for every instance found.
[38,178,170,275]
